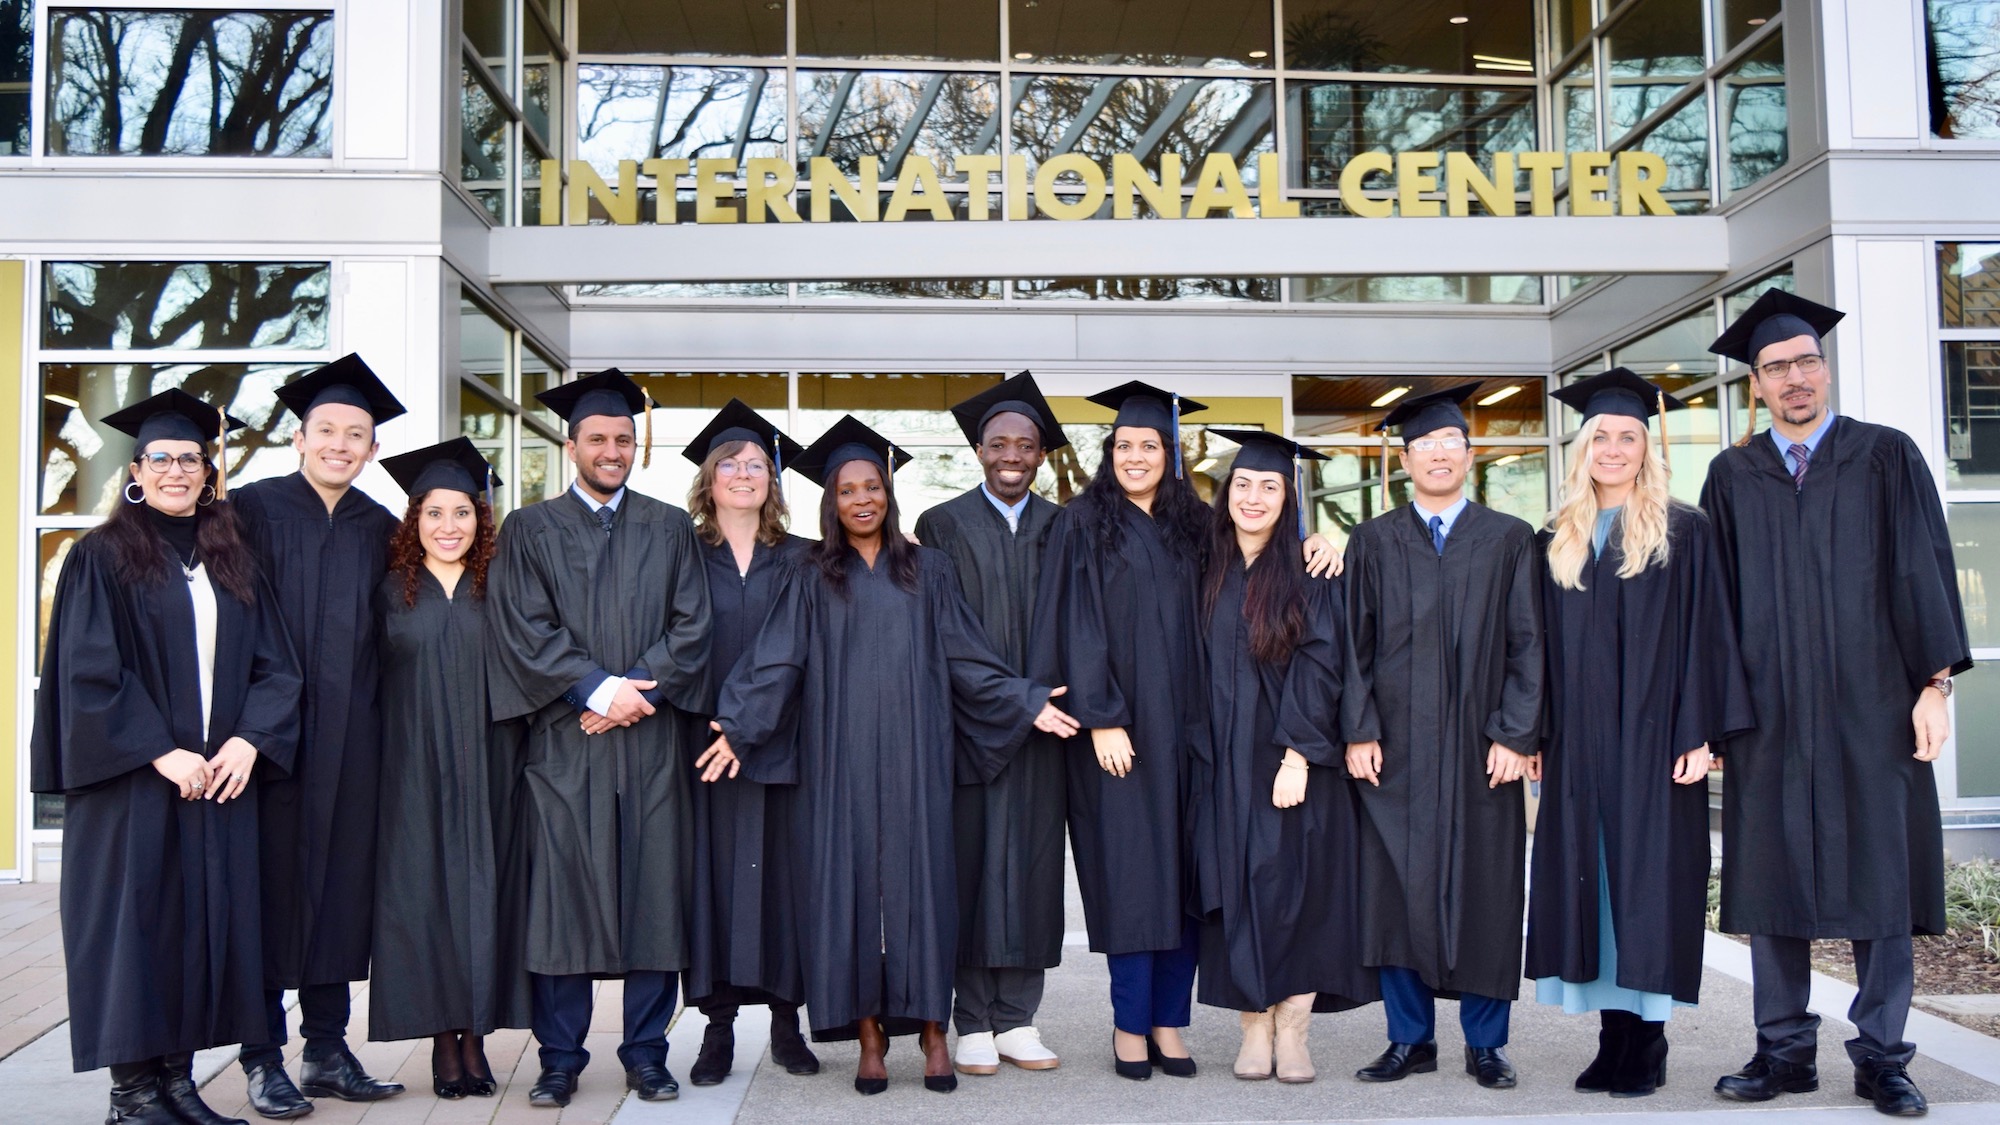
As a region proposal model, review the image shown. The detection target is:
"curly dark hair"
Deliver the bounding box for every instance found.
[808,460,919,596]
[1074,429,1210,566]
[1202,469,1310,666]
[91,464,259,604]
[388,489,497,606]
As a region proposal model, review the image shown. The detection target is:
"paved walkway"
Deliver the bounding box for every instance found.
[5,871,2000,1125]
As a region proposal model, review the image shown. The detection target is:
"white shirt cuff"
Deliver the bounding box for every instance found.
[585,676,626,715]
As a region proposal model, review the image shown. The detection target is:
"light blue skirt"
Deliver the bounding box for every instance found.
[1533,836,1691,1021]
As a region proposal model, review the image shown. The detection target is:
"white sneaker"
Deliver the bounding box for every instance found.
[955,1030,999,1075]
[994,1026,1060,1070]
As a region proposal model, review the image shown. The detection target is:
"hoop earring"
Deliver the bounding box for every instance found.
[123,481,144,505]
[197,483,217,507]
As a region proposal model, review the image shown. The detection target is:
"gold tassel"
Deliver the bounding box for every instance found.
[1657,387,1671,472]
[1379,428,1390,512]
[642,397,653,468]
[1735,379,1757,448]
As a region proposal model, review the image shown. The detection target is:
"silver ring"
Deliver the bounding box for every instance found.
[191,781,204,792]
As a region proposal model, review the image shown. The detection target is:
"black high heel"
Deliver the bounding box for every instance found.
[432,1034,467,1099]
[460,1034,495,1097]
[1114,1033,1151,1081]
[855,1018,890,1095]
[1147,1034,1198,1078]
[920,1022,958,1093]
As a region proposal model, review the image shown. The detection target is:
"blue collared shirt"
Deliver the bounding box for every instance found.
[1770,412,1836,476]
[571,482,626,513]
[1411,495,1470,544]
[980,483,1031,531]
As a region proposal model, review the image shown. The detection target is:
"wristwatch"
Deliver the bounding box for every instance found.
[1927,676,1954,699]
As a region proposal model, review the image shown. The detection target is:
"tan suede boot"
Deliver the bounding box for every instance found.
[1274,1000,1316,1084]
[1234,1007,1275,1080]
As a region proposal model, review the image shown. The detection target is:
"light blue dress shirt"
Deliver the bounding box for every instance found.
[1769,412,1836,476]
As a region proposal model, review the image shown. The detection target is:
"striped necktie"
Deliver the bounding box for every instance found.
[1788,443,1810,491]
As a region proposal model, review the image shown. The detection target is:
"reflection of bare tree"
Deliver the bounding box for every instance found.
[1926,2,2000,139]
[1285,9,1386,72]
[1014,75,1272,172]
[45,262,329,350]
[1,0,29,153]
[799,72,996,178]
[48,10,332,155]
[577,65,785,174]
[1293,82,1532,191]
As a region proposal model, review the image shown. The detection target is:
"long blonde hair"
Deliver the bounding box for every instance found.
[1547,414,1672,590]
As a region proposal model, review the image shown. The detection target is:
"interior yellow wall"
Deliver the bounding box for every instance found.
[0,260,23,875]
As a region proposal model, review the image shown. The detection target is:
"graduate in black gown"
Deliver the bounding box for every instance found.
[1700,293,1971,1117]
[916,373,1069,1076]
[1193,430,1378,1087]
[703,415,1079,1097]
[232,355,408,1115]
[486,369,713,1109]
[1524,371,1753,1098]
[678,400,821,1086]
[33,391,301,1125]
[1341,384,1544,1090]
[367,439,530,1100]
[1030,381,1212,1081]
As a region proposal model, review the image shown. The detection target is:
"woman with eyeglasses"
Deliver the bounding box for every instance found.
[32,390,301,1125]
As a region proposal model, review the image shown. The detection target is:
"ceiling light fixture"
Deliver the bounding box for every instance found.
[1473,53,1534,72]
[1477,385,1522,406]
[1193,457,1219,473]
[1248,50,1269,59]
[1748,17,1766,26]
[1494,453,1522,466]
[1014,51,1034,60]
[1371,386,1412,407]
[1449,16,1470,25]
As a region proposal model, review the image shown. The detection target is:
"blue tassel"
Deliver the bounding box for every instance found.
[1172,394,1183,480]
[1295,460,1309,541]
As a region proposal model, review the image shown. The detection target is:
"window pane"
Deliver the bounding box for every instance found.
[520,431,560,507]
[1952,503,2000,648]
[460,382,516,517]
[1718,1,1782,52]
[524,6,557,142]
[1284,1,1533,77]
[460,297,510,392]
[1724,266,1794,323]
[1557,56,1597,152]
[39,362,312,514]
[1940,243,2000,329]
[1945,341,2000,488]
[1628,90,1710,211]
[1305,445,1547,545]
[575,281,790,298]
[580,0,785,55]
[43,261,330,350]
[799,0,998,63]
[579,65,784,179]
[1949,662,2000,797]
[1552,0,1597,58]
[799,71,995,179]
[38,529,80,676]
[1,0,29,155]
[1612,306,1720,386]
[462,63,511,222]
[1293,374,1547,441]
[1012,75,1274,188]
[1013,277,1278,301]
[1292,275,1543,305]
[522,345,562,426]
[47,10,335,157]
[1286,82,1534,192]
[1661,384,1724,505]
[798,280,1000,299]
[1927,0,2000,139]
[1606,0,1706,140]
[464,0,508,63]
[1011,0,1271,69]
[1721,30,1786,194]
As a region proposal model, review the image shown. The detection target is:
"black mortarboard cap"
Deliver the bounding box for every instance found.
[273,353,407,424]
[1550,367,1686,423]
[381,437,502,500]
[791,414,912,488]
[104,387,248,450]
[949,372,1070,451]
[1206,428,1330,475]
[1376,382,1482,441]
[1084,380,1208,433]
[1708,290,1845,367]
[535,367,654,425]
[681,398,804,471]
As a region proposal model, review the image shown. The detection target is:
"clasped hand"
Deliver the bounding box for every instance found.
[1342,739,1541,788]
[152,735,258,802]
[580,678,658,734]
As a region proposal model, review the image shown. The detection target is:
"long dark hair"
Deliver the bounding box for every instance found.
[808,462,920,595]
[1076,429,1210,565]
[388,490,497,606]
[1202,469,1310,666]
[91,464,259,604]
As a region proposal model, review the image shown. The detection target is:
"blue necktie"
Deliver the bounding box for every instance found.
[1789,443,1810,491]
[1429,514,1446,556]
[597,506,615,537]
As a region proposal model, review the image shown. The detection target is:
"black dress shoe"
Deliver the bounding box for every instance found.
[625,1063,680,1102]
[527,1068,578,1108]
[1113,1035,1151,1081]
[1855,1058,1929,1116]
[159,1054,247,1125]
[1576,1010,1634,1093]
[1610,1024,1667,1098]
[1356,1041,1438,1082]
[1465,1046,1517,1089]
[769,1009,821,1076]
[1145,1036,1197,1078]
[1715,1054,1819,1101]
[243,1063,314,1120]
[690,1022,734,1086]
[298,1049,404,1102]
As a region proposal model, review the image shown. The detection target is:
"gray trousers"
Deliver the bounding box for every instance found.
[953,966,1046,1036]
[1750,934,1915,1067]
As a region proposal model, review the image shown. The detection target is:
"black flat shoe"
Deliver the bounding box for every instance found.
[242,1062,314,1120]
[625,1063,680,1102]
[527,1068,577,1108]
[1146,1035,1197,1078]
[854,1076,888,1095]
[1465,1046,1517,1089]
[690,1022,734,1086]
[1715,1054,1818,1101]
[1356,1041,1437,1082]
[1855,1058,1929,1117]
[298,1049,404,1102]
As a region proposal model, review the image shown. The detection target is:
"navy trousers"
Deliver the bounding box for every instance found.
[1106,918,1199,1036]
[532,970,678,1073]
[240,983,352,1070]
[1379,966,1512,1049]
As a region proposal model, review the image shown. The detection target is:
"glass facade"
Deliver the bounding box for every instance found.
[456,292,567,515]
[1927,1,2000,140]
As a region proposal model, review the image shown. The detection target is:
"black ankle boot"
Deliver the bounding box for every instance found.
[768,1005,820,1075]
[159,1054,247,1125]
[1576,1010,1634,1093]
[690,1020,734,1086]
[1611,1022,1668,1098]
[106,1058,178,1125]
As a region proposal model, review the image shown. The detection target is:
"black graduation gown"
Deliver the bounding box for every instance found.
[1030,495,1207,955]
[1700,418,1971,940]
[686,532,812,1010]
[31,532,302,1071]
[713,549,1052,1040]
[915,488,1068,972]
[487,489,712,976]
[368,570,532,1041]
[1341,501,1544,1000]
[1194,566,1378,1013]
[1524,504,1755,1004]
[232,472,398,988]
